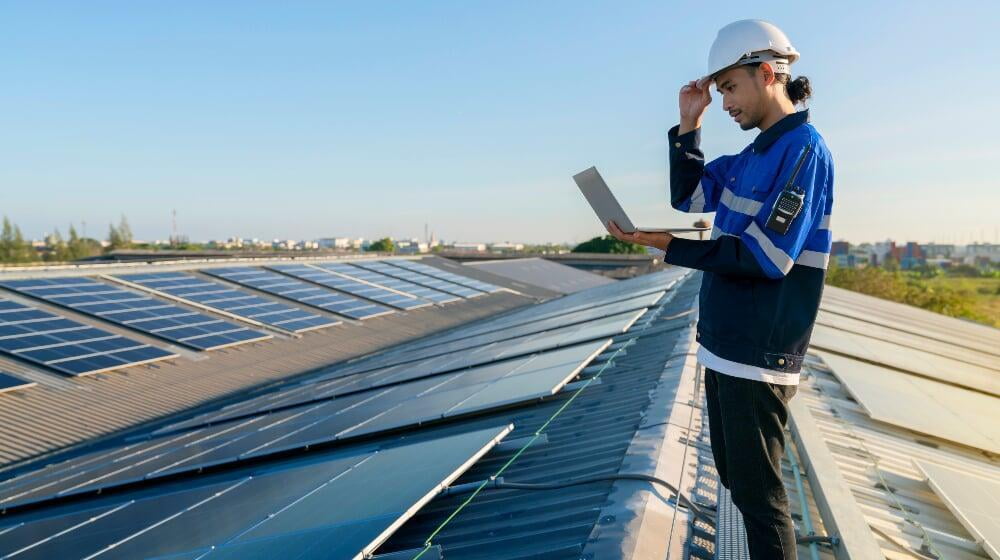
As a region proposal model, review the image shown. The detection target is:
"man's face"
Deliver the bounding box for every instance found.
[714,66,765,131]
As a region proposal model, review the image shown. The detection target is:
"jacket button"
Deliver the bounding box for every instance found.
[777,358,786,365]
[674,142,681,148]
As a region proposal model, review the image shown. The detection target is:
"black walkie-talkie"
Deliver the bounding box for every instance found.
[765,142,813,235]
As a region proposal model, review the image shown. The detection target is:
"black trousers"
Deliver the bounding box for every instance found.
[703,367,799,560]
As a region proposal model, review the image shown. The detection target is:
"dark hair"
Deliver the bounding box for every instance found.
[744,63,813,104]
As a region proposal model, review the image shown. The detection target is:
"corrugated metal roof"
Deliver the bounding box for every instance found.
[3,254,995,559]
[0,260,700,559]
[0,257,536,470]
[780,285,1000,560]
[373,270,702,559]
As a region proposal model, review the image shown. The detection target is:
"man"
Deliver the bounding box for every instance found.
[606,19,833,560]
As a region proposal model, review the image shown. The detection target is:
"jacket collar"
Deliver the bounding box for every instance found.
[752,109,809,154]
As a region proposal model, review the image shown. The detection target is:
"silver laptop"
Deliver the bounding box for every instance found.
[573,166,710,234]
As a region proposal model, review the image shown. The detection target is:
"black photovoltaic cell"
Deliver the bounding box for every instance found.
[0,297,177,376]
[0,278,271,351]
[146,300,653,436]
[202,267,395,320]
[0,371,36,393]
[0,425,511,560]
[314,262,461,305]
[354,261,483,298]
[325,309,645,381]
[267,264,430,310]
[0,341,605,507]
[114,272,339,333]
[389,259,502,293]
[363,291,665,368]
[403,267,686,349]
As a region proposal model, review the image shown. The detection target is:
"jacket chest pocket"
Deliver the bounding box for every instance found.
[739,159,771,197]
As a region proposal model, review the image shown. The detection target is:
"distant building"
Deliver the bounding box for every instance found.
[831,240,850,256]
[961,242,1000,264]
[870,240,894,266]
[921,243,955,259]
[317,237,361,250]
[489,242,525,252]
[452,242,487,252]
[892,242,925,269]
[395,240,429,254]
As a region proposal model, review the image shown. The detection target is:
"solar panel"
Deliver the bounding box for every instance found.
[815,310,999,373]
[315,262,461,304]
[914,460,1000,560]
[821,288,1000,357]
[114,271,339,333]
[388,258,503,293]
[0,278,271,351]
[0,425,513,560]
[810,325,1000,397]
[328,308,646,380]
[202,267,395,320]
[0,341,605,506]
[468,257,616,293]
[819,351,1000,454]
[0,371,36,393]
[372,291,664,365]
[353,261,484,298]
[406,269,687,347]
[267,264,431,310]
[0,297,178,376]
[159,337,614,434]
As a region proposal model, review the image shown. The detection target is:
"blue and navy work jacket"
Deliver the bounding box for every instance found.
[663,109,834,373]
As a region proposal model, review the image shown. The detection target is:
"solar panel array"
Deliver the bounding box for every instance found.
[352,291,664,372]
[390,258,503,293]
[818,351,1000,454]
[0,266,691,559]
[0,278,272,351]
[354,261,484,298]
[0,340,609,507]
[314,262,461,304]
[0,425,512,560]
[0,297,178,376]
[0,275,662,507]
[267,264,431,310]
[202,267,395,320]
[113,271,339,333]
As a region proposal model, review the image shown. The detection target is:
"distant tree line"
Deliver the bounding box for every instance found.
[366,238,394,252]
[572,235,647,254]
[0,214,133,264]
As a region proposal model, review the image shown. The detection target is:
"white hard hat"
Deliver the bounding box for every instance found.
[698,19,799,88]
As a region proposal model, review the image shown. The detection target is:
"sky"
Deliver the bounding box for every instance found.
[1,1,998,246]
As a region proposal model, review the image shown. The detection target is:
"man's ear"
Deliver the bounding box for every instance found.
[759,62,776,86]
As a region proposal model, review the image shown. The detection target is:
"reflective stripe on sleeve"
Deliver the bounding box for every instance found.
[689,181,706,213]
[745,222,794,274]
[795,250,830,269]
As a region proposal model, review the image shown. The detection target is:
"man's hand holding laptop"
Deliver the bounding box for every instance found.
[605,220,674,252]
[573,166,708,249]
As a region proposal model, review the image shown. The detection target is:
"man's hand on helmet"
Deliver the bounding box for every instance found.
[679,79,711,134]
